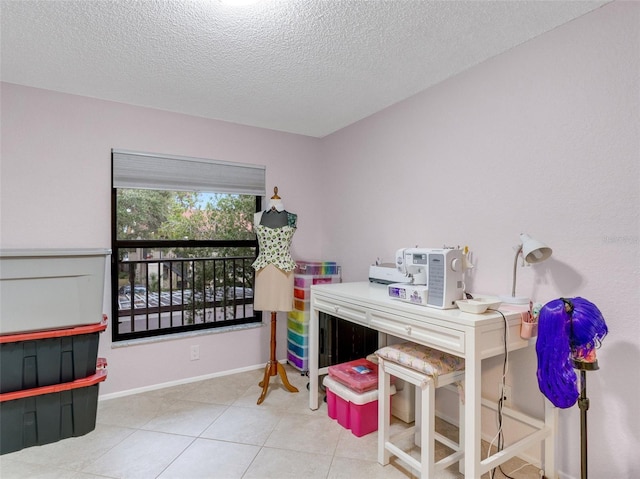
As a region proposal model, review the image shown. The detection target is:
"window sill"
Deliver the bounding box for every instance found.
[110,321,264,348]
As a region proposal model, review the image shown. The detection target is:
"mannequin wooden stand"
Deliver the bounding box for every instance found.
[257,311,299,405]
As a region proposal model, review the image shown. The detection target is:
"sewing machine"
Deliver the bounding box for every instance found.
[388,247,465,309]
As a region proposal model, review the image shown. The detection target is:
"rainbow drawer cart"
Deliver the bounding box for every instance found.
[287,262,340,372]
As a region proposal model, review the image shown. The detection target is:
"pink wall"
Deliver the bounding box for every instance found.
[321,2,638,477]
[0,83,324,396]
[1,2,637,476]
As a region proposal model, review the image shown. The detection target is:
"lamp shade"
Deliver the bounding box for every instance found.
[501,233,553,304]
[520,233,552,264]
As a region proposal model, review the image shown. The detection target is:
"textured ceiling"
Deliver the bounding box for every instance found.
[1,0,608,138]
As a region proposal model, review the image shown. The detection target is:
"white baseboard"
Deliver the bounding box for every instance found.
[98,361,274,401]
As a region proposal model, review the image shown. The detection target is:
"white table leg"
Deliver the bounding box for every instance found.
[464,332,481,478]
[309,304,319,410]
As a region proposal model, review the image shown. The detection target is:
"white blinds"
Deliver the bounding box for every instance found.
[112,149,266,196]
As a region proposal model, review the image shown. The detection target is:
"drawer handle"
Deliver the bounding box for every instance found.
[334,306,340,313]
[405,326,412,334]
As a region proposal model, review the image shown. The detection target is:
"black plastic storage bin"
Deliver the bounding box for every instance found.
[0,316,107,394]
[0,360,107,455]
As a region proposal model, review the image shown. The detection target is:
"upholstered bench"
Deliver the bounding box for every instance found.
[376,341,465,478]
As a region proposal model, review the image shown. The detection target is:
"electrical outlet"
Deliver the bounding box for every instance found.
[190,345,200,361]
[499,383,512,407]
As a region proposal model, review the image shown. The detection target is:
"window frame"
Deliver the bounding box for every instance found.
[110,150,265,343]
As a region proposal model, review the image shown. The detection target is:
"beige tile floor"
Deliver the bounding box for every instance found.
[1,364,542,479]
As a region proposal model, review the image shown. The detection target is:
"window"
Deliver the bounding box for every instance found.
[111,150,266,342]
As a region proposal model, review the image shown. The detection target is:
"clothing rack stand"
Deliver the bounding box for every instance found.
[257,311,298,405]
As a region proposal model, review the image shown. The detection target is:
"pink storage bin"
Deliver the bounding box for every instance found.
[328,358,381,393]
[323,375,395,437]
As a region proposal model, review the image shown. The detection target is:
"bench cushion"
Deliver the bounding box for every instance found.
[376,342,465,380]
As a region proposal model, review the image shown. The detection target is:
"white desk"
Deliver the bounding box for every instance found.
[308,282,556,479]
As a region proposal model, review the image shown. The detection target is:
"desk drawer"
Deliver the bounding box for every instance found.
[312,296,368,327]
[369,312,465,355]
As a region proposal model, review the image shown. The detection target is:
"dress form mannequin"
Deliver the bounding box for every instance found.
[252,187,299,404]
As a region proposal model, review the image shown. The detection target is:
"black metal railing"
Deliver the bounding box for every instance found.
[113,253,259,340]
